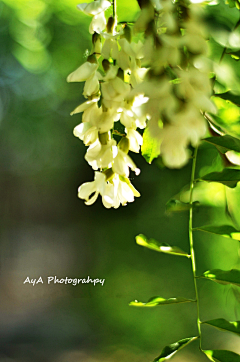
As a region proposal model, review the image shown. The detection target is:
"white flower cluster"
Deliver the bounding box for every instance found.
[133,0,216,168]
[68,0,215,207]
[67,0,147,208]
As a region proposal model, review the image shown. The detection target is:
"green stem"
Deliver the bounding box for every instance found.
[189,147,202,350]
[113,0,117,24]
[219,17,240,64]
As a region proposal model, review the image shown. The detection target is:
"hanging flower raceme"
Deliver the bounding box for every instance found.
[67,0,146,208]
[131,0,216,169]
[67,0,216,207]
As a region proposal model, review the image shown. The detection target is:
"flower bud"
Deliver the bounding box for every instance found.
[87,53,97,64]
[117,68,124,80]
[118,137,129,153]
[102,59,110,72]
[103,168,115,181]
[107,16,115,33]
[99,132,110,145]
[145,19,155,36]
[92,32,102,55]
[137,0,152,9]
[121,24,132,43]
[92,32,101,45]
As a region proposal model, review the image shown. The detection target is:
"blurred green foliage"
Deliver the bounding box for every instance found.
[0,0,240,361]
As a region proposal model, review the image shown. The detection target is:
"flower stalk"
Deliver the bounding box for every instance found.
[113,0,117,23]
[189,146,202,350]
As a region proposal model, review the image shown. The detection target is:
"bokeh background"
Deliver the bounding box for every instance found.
[1,0,240,361]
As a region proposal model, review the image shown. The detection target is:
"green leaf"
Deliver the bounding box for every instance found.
[129,296,195,307]
[225,0,240,8]
[165,199,191,213]
[215,92,240,107]
[165,199,199,214]
[229,50,240,60]
[206,113,240,140]
[153,337,198,362]
[203,318,240,336]
[193,225,240,241]
[204,349,240,362]
[136,234,190,257]
[200,269,240,287]
[203,135,240,154]
[116,0,141,22]
[225,0,237,8]
[200,169,240,188]
[141,126,161,164]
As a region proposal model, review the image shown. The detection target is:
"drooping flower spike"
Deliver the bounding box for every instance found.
[68,0,215,207]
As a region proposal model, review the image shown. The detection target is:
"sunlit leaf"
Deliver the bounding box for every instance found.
[225,0,240,9]
[200,169,240,188]
[229,50,240,60]
[165,199,191,213]
[136,234,190,257]
[165,199,200,214]
[153,336,198,362]
[207,112,240,140]
[203,135,240,154]
[200,269,240,287]
[204,349,240,362]
[129,296,195,307]
[215,92,240,107]
[226,184,240,228]
[141,126,161,164]
[205,116,225,136]
[193,225,240,241]
[116,0,141,22]
[203,318,240,336]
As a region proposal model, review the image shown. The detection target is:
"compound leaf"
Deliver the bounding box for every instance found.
[215,92,240,107]
[200,269,240,287]
[200,169,240,188]
[141,126,161,164]
[136,234,190,257]
[129,296,195,307]
[153,337,198,362]
[193,225,240,241]
[203,135,240,154]
[204,349,240,362]
[203,318,240,336]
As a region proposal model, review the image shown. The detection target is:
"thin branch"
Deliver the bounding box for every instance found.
[188,147,202,350]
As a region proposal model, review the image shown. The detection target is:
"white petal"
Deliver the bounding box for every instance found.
[94,171,106,194]
[73,123,92,140]
[89,12,107,34]
[77,0,111,15]
[100,146,114,168]
[78,181,96,199]
[82,102,101,123]
[120,181,135,202]
[83,73,99,97]
[127,129,143,153]
[85,191,99,205]
[123,115,135,128]
[102,183,115,208]
[111,40,119,59]
[70,97,99,115]
[112,77,131,97]
[118,38,135,58]
[116,49,130,71]
[112,151,129,176]
[101,38,112,59]
[67,62,98,82]
[83,126,98,145]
